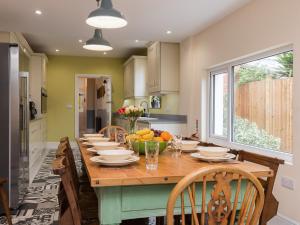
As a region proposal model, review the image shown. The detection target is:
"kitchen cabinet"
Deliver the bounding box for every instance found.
[123,56,147,99]
[29,117,48,183]
[147,42,179,94]
[30,53,48,116]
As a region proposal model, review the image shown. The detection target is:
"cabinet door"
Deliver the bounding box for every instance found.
[124,60,134,98]
[147,42,161,93]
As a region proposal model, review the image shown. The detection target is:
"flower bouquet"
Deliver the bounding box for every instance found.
[117,105,144,133]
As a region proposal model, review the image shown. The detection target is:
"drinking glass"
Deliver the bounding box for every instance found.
[145,141,160,170]
[171,134,182,158]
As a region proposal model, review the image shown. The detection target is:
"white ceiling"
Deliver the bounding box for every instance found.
[0,0,251,58]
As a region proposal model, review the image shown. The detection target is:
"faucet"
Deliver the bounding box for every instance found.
[140,101,150,117]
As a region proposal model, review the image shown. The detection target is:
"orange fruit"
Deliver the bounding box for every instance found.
[154,137,164,142]
[160,131,172,141]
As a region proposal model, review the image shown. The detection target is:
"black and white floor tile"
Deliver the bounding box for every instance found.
[0,148,84,225]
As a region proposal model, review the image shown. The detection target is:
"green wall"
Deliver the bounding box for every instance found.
[47,55,124,141]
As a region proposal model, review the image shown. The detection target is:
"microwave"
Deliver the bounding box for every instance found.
[41,88,47,114]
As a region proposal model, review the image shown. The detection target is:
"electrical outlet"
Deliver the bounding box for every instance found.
[281,177,295,190]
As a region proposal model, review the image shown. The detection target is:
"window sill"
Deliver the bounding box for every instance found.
[207,137,293,165]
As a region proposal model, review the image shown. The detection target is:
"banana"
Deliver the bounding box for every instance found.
[142,131,154,140]
[136,129,151,136]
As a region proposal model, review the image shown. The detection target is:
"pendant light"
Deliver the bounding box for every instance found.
[83,29,113,51]
[86,0,127,29]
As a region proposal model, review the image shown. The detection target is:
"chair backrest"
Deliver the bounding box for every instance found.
[166,165,265,225]
[57,140,80,196]
[237,150,284,224]
[99,125,127,141]
[52,156,82,225]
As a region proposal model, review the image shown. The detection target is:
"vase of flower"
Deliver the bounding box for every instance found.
[117,105,144,134]
[128,117,138,134]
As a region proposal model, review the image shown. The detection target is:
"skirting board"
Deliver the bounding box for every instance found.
[47,141,78,149]
[269,214,300,225]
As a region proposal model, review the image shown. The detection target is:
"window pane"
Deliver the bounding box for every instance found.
[233,51,293,153]
[212,72,228,137]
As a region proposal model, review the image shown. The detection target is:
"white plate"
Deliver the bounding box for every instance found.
[196,146,229,157]
[86,147,98,153]
[87,147,126,154]
[92,142,120,150]
[83,133,104,137]
[97,149,134,161]
[87,137,110,142]
[190,152,236,162]
[90,155,140,166]
[181,147,198,153]
[182,140,199,150]
[79,137,88,141]
[82,142,94,147]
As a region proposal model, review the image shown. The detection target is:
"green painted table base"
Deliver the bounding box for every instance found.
[95,182,245,225]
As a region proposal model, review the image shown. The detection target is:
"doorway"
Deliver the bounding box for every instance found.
[75,74,112,138]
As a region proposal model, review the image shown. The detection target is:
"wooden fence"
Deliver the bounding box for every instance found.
[235,77,293,153]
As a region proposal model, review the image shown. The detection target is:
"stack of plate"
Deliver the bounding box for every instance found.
[181,141,199,152]
[90,149,139,166]
[191,147,235,162]
[83,141,120,149]
[79,134,105,141]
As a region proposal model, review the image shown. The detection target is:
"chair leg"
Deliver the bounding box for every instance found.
[0,185,12,225]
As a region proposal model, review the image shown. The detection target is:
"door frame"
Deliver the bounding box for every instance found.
[74,74,112,138]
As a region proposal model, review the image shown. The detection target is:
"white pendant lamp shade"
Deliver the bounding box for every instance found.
[86,0,127,29]
[83,29,113,51]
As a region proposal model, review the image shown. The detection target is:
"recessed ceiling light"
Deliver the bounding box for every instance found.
[135,40,139,43]
[35,10,42,15]
[103,52,107,55]
[78,39,83,43]
[166,30,172,34]
[55,49,60,52]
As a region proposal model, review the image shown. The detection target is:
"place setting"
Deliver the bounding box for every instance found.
[90,149,140,167]
[190,146,237,162]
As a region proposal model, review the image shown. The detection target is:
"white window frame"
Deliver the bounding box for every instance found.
[207,44,293,163]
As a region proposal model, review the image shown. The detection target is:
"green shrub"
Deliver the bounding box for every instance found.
[233,117,281,151]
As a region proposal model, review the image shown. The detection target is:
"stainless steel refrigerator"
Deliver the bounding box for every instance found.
[0,43,29,212]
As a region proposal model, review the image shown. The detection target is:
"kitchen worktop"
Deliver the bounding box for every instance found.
[115,113,187,124]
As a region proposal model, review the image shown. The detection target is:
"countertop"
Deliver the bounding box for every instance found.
[115,114,187,124]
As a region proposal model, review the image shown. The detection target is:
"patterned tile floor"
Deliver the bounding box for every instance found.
[0,149,61,225]
[0,148,156,225]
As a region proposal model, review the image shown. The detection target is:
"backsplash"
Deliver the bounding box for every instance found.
[123,93,179,115]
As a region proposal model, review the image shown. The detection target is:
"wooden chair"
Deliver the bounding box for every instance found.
[59,137,89,181]
[0,178,12,225]
[52,156,98,225]
[56,142,95,195]
[99,125,127,141]
[166,165,265,225]
[237,150,284,225]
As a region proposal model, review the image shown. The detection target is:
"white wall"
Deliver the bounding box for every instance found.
[180,0,300,222]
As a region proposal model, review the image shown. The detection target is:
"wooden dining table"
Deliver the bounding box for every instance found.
[76,139,273,225]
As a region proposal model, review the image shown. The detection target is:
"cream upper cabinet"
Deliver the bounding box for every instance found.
[30,53,48,115]
[123,56,147,99]
[147,42,179,94]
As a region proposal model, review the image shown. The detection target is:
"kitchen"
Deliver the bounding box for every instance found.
[0,0,299,225]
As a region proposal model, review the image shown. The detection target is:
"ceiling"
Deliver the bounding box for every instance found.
[0,0,251,58]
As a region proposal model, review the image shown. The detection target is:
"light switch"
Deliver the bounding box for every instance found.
[66,104,73,109]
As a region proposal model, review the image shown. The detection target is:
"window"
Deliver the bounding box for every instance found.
[211,71,228,138]
[209,46,293,159]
